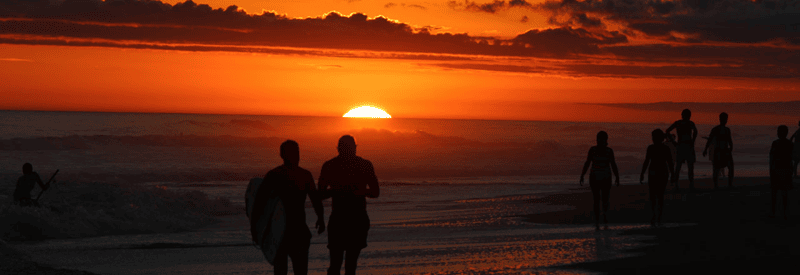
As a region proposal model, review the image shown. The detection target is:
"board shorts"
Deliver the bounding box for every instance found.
[327,212,370,250]
[676,143,695,164]
[712,148,732,169]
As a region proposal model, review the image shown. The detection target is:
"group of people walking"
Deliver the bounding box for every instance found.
[581,109,800,230]
[249,135,379,275]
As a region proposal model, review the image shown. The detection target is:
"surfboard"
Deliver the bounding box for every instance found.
[245,177,285,266]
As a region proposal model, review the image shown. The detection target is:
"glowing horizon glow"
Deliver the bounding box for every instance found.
[343,106,392,118]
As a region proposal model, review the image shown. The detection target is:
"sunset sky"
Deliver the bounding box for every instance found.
[1,0,798,122]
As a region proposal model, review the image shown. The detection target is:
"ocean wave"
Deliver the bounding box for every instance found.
[0,180,241,242]
[0,135,284,150]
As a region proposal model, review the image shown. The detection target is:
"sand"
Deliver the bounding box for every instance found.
[523,176,800,274]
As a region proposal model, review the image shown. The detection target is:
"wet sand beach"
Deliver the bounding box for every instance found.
[524,177,800,274]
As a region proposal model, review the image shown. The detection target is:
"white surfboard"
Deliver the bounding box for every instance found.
[245,177,285,265]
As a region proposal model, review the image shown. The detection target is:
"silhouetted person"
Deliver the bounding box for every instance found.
[580,131,620,231]
[251,140,325,275]
[703,112,734,189]
[14,163,48,207]
[318,135,380,275]
[666,109,697,192]
[770,126,793,219]
[790,120,800,178]
[640,129,674,227]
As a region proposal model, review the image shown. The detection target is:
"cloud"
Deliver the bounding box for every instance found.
[385,3,427,10]
[448,0,533,13]
[537,0,800,45]
[520,15,529,23]
[0,0,796,80]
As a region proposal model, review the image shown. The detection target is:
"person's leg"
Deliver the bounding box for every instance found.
[344,249,362,275]
[728,158,735,188]
[674,161,683,190]
[590,183,601,229]
[648,182,657,225]
[657,182,666,224]
[712,164,719,189]
[273,245,289,275]
[289,238,311,275]
[328,249,345,275]
[687,161,695,190]
[793,160,799,178]
[601,181,611,228]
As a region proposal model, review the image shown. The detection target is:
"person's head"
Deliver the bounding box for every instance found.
[778,125,788,139]
[22,163,32,175]
[719,112,728,126]
[280,140,300,166]
[337,135,357,156]
[652,129,665,144]
[596,131,608,147]
[681,109,691,120]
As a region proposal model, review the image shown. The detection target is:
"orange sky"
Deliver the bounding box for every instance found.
[1,0,799,122]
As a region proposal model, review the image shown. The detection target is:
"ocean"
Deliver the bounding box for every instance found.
[0,110,781,274]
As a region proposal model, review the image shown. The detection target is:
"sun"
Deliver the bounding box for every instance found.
[343,106,392,118]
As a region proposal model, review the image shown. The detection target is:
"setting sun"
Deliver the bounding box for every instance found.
[343,106,392,118]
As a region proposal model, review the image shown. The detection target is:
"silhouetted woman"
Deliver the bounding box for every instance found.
[640,129,674,227]
[770,125,793,219]
[790,120,800,178]
[580,131,620,231]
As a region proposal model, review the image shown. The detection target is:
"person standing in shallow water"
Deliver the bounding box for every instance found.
[666,109,698,192]
[318,135,380,275]
[770,125,793,219]
[580,131,620,231]
[640,129,674,227]
[14,163,48,207]
[251,140,325,275]
[703,112,735,189]
[790,120,800,178]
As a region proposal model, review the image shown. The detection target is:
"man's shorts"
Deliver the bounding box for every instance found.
[676,143,695,164]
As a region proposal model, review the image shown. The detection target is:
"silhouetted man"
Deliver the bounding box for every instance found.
[770,125,793,219]
[251,140,325,275]
[703,112,734,189]
[666,109,697,192]
[14,163,48,207]
[318,135,380,275]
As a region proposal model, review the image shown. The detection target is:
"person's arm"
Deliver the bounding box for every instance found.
[790,130,797,143]
[691,122,698,145]
[580,147,593,186]
[34,172,47,190]
[317,163,332,200]
[640,147,651,185]
[365,161,380,198]
[610,148,620,187]
[306,171,325,234]
[665,122,677,136]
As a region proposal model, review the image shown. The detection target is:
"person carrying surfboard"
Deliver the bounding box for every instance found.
[250,140,325,275]
[318,135,380,275]
[703,112,734,189]
[13,163,49,207]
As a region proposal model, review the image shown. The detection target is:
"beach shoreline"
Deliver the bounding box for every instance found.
[4,176,797,274]
[523,176,800,274]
